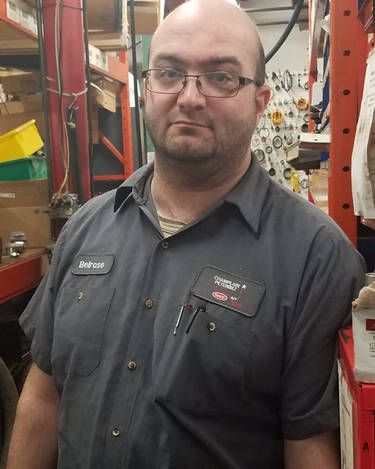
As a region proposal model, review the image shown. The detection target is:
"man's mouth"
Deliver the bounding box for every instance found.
[171,121,209,128]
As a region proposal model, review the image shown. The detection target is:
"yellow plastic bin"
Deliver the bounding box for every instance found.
[0,120,44,163]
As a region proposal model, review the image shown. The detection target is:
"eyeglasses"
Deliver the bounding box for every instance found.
[142,68,262,98]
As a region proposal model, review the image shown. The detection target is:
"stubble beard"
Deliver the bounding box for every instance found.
[145,111,255,176]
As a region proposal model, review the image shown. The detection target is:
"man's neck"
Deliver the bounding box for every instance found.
[151,154,252,224]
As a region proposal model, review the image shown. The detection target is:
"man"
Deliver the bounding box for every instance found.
[7,1,365,468]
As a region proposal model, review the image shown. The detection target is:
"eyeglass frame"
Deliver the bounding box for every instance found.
[141,68,263,98]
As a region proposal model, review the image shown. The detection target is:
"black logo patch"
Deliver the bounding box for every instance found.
[191,266,265,317]
[72,254,115,275]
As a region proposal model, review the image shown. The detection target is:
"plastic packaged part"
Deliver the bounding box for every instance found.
[352,282,375,382]
[254,149,265,163]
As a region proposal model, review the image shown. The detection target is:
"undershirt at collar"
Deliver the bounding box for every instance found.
[158,215,187,238]
[142,173,187,238]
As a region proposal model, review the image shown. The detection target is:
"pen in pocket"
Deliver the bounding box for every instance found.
[185,305,206,334]
[173,303,192,335]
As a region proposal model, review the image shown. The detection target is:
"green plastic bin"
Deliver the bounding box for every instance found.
[0,156,47,181]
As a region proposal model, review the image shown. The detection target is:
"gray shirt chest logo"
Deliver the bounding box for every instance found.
[72,254,115,275]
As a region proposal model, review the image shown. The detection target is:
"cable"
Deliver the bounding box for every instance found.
[129,0,143,169]
[82,0,94,198]
[265,0,305,63]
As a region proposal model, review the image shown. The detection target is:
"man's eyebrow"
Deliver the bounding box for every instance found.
[200,56,242,68]
[151,54,185,65]
[151,54,242,69]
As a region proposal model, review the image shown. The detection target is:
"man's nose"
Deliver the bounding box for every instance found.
[177,77,206,109]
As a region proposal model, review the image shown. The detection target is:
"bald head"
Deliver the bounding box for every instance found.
[150,0,265,84]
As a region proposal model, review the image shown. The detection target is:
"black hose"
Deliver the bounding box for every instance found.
[265,0,305,63]
[36,0,54,202]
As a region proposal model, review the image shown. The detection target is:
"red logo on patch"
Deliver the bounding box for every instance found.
[212,291,228,301]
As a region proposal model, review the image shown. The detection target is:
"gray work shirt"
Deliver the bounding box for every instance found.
[20,159,365,468]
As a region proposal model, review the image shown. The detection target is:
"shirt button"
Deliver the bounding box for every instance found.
[161,241,169,249]
[111,427,120,437]
[144,298,154,309]
[128,361,137,370]
[77,291,84,301]
[207,322,216,332]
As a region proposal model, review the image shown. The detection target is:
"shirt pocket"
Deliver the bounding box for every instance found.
[153,300,257,414]
[51,284,115,377]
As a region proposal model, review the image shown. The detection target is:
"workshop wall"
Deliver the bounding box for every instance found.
[259,24,309,72]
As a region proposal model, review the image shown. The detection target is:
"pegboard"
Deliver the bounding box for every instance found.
[252,69,310,197]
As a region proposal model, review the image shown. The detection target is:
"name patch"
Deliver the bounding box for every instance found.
[72,254,115,275]
[191,266,265,317]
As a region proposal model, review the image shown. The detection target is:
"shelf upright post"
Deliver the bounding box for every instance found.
[41,0,91,202]
[119,50,134,178]
[329,0,367,245]
[0,0,6,18]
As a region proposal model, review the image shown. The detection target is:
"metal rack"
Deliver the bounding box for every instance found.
[308,0,368,245]
[0,0,134,302]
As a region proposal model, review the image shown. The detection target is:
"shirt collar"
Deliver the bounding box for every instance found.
[224,157,270,236]
[114,157,270,235]
[114,162,155,211]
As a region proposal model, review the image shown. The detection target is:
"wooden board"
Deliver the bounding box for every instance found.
[0,19,38,54]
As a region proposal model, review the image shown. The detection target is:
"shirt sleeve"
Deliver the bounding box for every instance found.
[281,228,366,440]
[19,223,68,375]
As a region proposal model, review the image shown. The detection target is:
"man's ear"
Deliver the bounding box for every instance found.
[255,85,272,126]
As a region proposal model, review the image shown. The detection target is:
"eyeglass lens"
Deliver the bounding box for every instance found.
[147,69,239,97]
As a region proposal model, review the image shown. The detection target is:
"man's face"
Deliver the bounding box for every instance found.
[145,12,270,171]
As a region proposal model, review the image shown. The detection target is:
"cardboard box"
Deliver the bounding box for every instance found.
[20,93,43,112]
[88,44,109,72]
[19,0,33,30]
[87,0,123,31]
[93,78,118,113]
[94,90,116,113]
[0,101,24,115]
[6,0,20,23]
[0,111,45,140]
[0,206,51,248]
[0,179,48,208]
[131,1,161,34]
[0,179,50,248]
[1,72,41,95]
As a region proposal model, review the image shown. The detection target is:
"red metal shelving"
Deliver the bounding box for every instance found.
[308,0,368,245]
[0,250,44,304]
[0,0,134,301]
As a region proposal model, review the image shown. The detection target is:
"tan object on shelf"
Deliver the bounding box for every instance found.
[89,31,128,51]
[0,179,48,208]
[131,0,163,34]
[0,179,50,248]
[0,101,24,114]
[20,92,42,112]
[87,0,122,31]
[309,169,328,214]
[0,71,40,95]
[93,78,118,113]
